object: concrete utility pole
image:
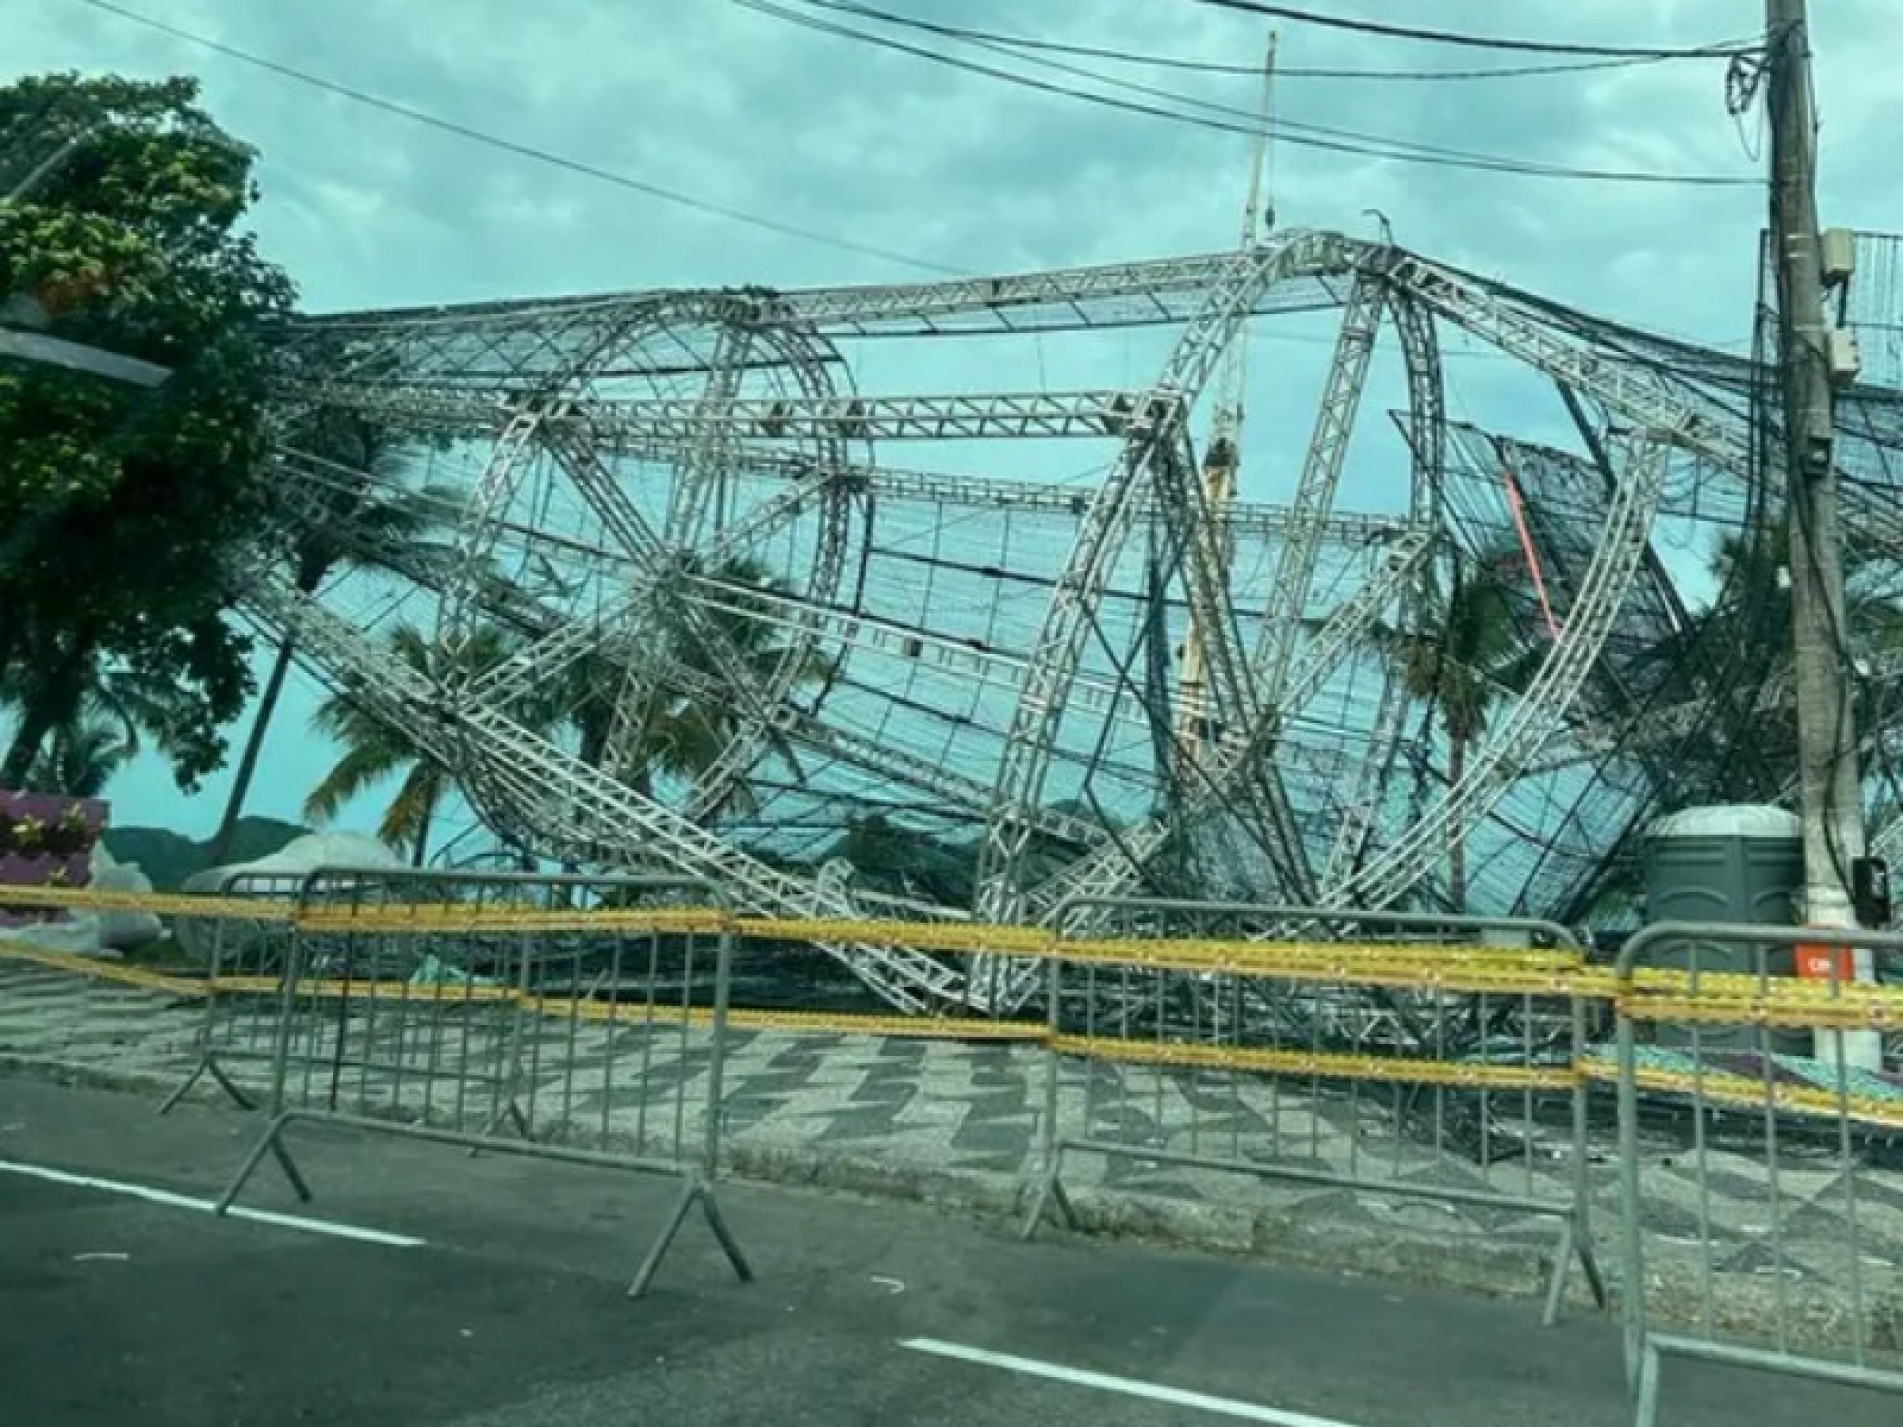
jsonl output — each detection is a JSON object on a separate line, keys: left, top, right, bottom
{"left": 1764, "top": 0, "right": 1880, "bottom": 1066}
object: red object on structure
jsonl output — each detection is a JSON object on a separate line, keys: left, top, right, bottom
{"left": 1500, "top": 462, "right": 1560, "bottom": 640}
{"left": 1794, "top": 935, "right": 1856, "bottom": 982}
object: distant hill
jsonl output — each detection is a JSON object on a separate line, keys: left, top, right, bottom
{"left": 102, "top": 816, "right": 311, "bottom": 891}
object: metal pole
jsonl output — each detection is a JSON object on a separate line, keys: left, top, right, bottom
{"left": 1764, "top": 0, "right": 1879, "bottom": 1068}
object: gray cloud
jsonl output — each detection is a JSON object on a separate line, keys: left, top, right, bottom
{"left": 6, "top": 0, "right": 1896, "bottom": 834}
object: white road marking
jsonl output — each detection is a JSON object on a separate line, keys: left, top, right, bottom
{"left": 0, "top": 1158, "right": 423, "bottom": 1248}
{"left": 900, "top": 1338, "right": 1368, "bottom": 1427}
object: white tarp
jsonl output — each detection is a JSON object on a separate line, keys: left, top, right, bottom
{"left": 174, "top": 831, "right": 409, "bottom": 962}
{"left": 0, "top": 839, "right": 160, "bottom": 958}
{"left": 183, "top": 830, "right": 407, "bottom": 896}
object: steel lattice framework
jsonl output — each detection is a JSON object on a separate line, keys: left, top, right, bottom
{"left": 248, "top": 229, "right": 1903, "bottom": 1015}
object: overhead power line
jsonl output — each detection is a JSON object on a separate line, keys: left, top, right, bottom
{"left": 67, "top": 0, "right": 966, "bottom": 276}
{"left": 790, "top": 0, "right": 1689, "bottom": 80}
{"left": 1178, "top": 0, "right": 1760, "bottom": 60}
{"left": 741, "top": 0, "right": 1759, "bottom": 188}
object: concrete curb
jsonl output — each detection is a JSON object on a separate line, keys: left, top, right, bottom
{"left": 721, "top": 1137, "right": 1576, "bottom": 1307}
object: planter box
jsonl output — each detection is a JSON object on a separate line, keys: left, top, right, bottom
{"left": 0, "top": 791, "right": 108, "bottom": 927}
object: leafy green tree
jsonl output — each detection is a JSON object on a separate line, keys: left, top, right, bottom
{"left": 305, "top": 560, "right": 831, "bottom": 864}
{"left": 0, "top": 73, "right": 294, "bottom": 790}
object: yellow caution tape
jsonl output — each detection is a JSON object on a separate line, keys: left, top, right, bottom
{"left": 6, "top": 885, "right": 1900, "bottom": 1029}
{"left": 1618, "top": 992, "right": 1903, "bottom": 1032}
{"left": 550, "top": 1001, "right": 1045, "bottom": 1041}
{"left": 0, "top": 941, "right": 209, "bottom": 998}
{"left": 1605, "top": 1060, "right": 1903, "bottom": 1132}
{"left": 1050, "top": 1033, "right": 1579, "bottom": 1092}
{"left": 293, "top": 906, "right": 730, "bottom": 936}
{"left": 0, "top": 885, "right": 291, "bottom": 921}
{"left": 732, "top": 916, "right": 1057, "bottom": 955}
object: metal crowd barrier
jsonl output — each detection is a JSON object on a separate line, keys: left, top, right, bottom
{"left": 1021, "top": 897, "right": 1607, "bottom": 1326}
{"left": 1616, "top": 921, "right": 1903, "bottom": 1425}
{"left": 214, "top": 866, "right": 752, "bottom": 1298}
{"left": 160, "top": 870, "right": 307, "bottom": 1114}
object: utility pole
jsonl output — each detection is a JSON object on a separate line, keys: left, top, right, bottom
{"left": 1764, "top": 0, "right": 1880, "bottom": 1066}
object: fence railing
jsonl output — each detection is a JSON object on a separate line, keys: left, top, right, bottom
{"left": 212, "top": 866, "right": 752, "bottom": 1299}
{"left": 16, "top": 876, "right": 1903, "bottom": 1375}
{"left": 1021, "top": 898, "right": 1607, "bottom": 1326}
{"left": 1615, "top": 920, "right": 1903, "bottom": 1426}
{"left": 160, "top": 870, "right": 306, "bottom": 1114}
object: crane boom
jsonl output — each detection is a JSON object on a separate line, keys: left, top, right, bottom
{"left": 1172, "top": 31, "right": 1278, "bottom": 772}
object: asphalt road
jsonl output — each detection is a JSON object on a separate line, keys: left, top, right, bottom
{"left": 0, "top": 1075, "right": 1892, "bottom": 1427}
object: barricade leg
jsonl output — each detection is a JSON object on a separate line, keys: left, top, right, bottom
{"left": 220, "top": 1108, "right": 751, "bottom": 1297}
{"left": 1540, "top": 1214, "right": 1610, "bottom": 1328}
{"left": 1030, "top": 900, "right": 1605, "bottom": 1324}
{"left": 630, "top": 1173, "right": 754, "bottom": 1299}
{"left": 158, "top": 1052, "right": 256, "bottom": 1115}
{"left": 1018, "top": 1151, "right": 1081, "bottom": 1241}
{"left": 1021, "top": 959, "right": 1082, "bottom": 1240}
{"left": 158, "top": 878, "right": 311, "bottom": 1116}
{"left": 202, "top": 870, "right": 754, "bottom": 1302}
{"left": 215, "top": 1111, "right": 314, "bottom": 1210}
{"left": 1634, "top": 1339, "right": 1664, "bottom": 1427}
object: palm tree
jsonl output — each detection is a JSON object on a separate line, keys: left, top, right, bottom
{"left": 24, "top": 708, "right": 136, "bottom": 798}
{"left": 1633, "top": 526, "right": 1903, "bottom": 807}
{"left": 1383, "top": 543, "right": 1543, "bottom": 911}
{"left": 303, "top": 623, "right": 515, "bottom": 867}
{"left": 559, "top": 557, "right": 832, "bottom": 820}
{"left": 206, "top": 412, "right": 460, "bottom": 866}
{"left": 304, "top": 560, "right": 829, "bottom": 867}
{"left": 2, "top": 654, "right": 202, "bottom": 797}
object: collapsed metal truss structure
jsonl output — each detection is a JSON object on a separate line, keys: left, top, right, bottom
{"left": 247, "top": 229, "right": 1903, "bottom": 1016}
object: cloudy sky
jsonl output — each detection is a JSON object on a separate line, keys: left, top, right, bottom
{"left": 7, "top": 0, "right": 1899, "bottom": 848}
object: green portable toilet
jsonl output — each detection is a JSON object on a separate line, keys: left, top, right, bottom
{"left": 1641, "top": 804, "right": 1807, "bottom": 1052}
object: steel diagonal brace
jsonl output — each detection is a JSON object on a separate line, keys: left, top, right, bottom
{"left": 539, "top": 424, "right": 734, "bottom": 788}
{"left": 1150, "top": 424, "right": 1314, "bottom": 903}
{"left": 439, "top": 405, "right": 548, "bottom": 668}
{"left": 1321, "top": 671, "right": 1407, "bottom": 887}
{"left": 541, "top": 421, "right": 668, "bottom": 564}
{"left": 1255, "top": 273, "right": 1384, "bottom": 702}
{"left": 973, "top": 394, "right": 1183, "bottom": 927}
{"left": 650, "top": 617, "right": 1073, "bottom": 840}
{"left": 1332, "top": 433, "right": 1669, "bottom": 909}
{"left": 988, "top": 535, "right": 1431, "bottom": 1008}
{"left": 664, "top": 321, "right": 753, "bottom": 546}
{"left": 565, "top": 435, "right": 1415, "bottom": 546}
{"left": 666, "top": 666, "right": 1114, "bottom": 848}
{"left": 971, "top": 241, "right": 1333, "bottom": 1008}
{"left": 977, "top": 245, "right": 1304, "bottom": 917}
{"left": 308, "top": 386, "right": 1162, "bottom": 444}
{"left": 694, "top": 460, "right": 857, "bottom": 571}
{"left": 1381, "top": 254, "right": 1749, "bottom": 478}
{"left": 539, "top": 421, "right": 809, "bottom": 790}
{"left": 680, "top": 572, "right": 1128, "bottom": 730}
{"left": 237, "top": 571, "right": 975, "bottom": 1015}
{"left": 1021, "top": 529, "right": 1433, "bottom": 924}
